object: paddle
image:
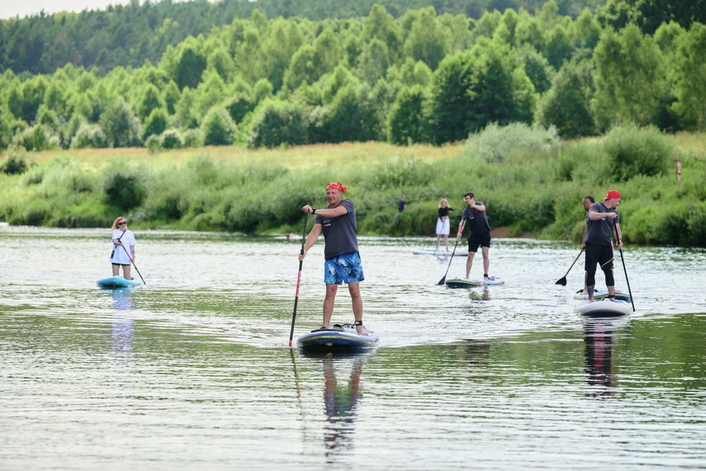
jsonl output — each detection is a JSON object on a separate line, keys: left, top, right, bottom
{"left": 613, "top": 225, "right": 635, "bottom": 312}
{"left": 437, "top": 237, "right": 460, "bottom": 285}
{"left": 119, "top": 244, "right": 146, "bottom": 285}
{"left": 555, "top": 251, "right": 583, "bottom": 286}
{"left": 288, "top": 213, "right": 309, "bottom": 348}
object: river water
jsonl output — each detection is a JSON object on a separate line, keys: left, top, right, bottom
{"left": 1, "top": 226, "right": 705, "bottom": 470}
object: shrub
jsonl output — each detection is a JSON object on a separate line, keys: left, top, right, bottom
{"left": 71, "top": 123, "right": 108, "bottom": 149}
{"left": 1, "top": 151, "right": 30, "bottom": 175}
{"left": 465, "top": 122, "right": 561, "bottom": 163}
{"left": 102, "top": 165, "right": 146, "bottom": 211}
{"left": 12, "top": 125, "right": 60, "bottom": 152}
{"left": 183, "top": 128, "right": 204, "bottom": 148}
{"left": 145, "top": 135, "right": 161, "bottom": 154}
{"left": 160, "top": 129, "right": 184, "bottom": 149}
{"left": 201, "top": 107, "right": 236, "bottom": 146}
{"left": 603, "top": 125, "right": 671, "bottom": 182}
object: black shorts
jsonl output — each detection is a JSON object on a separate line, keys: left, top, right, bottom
{"left": 468, "top": 232, "right": 491, "bottom": 252}
{"left": 112, "top": 263, "right": 130, "bottom": 267}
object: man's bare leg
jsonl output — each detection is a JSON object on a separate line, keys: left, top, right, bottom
{"left": 482, "top": 246, "right": 490, "bottom": 279}
{"left": 465, "top": 252, "right": 475, "bottom": 279}
{"left": 323, "top": 284, "right": 338, "bottom": 327}
{"left": 348, "top": 281, "right": 366, "bottom": 335}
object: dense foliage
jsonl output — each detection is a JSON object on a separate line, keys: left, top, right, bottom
{"left": 1, "top": 1, "right": 706, "bottom": 152}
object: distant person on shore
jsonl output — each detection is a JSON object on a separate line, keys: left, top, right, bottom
{"left": 579, "top": 195, "right": 595, "bottom": 296}
{"left": 585, "top": 190, "right": 623, "bottom": 303}
{"left": 457, "top": 192, "right": 492, "bottom": 281}
{"left": 110, "top": 216, "right": 136, "bottom": 280}
{"left": 300, "top": 182, "right": 368, "bottom": 335}
{"left": 435, "top": 198, "right": 454, "bottom": 252}
{"left": 398, "top": 195, "right": 407, "bottom": 212}
{"left": 676, "top": 158, "right": 682, "bottom": 183}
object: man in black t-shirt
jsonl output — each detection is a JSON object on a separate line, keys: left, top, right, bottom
{"left": 456, "top": 192, "right": 492, "bottom": 280}
{"left": 300, "top": 182, "right": 367, "bottom": 335}
{"left": 584, "top": 190, "right": 623, "bottom": 303}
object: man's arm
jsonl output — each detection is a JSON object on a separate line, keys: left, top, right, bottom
{"left": 471, "top": 202, "right": 485, "bottom": 212}
{"left": 302, "top": 204, "right": 348, "bottom": 218}
{"left": 588, "top": 210, "right": 617, "bottom": 220}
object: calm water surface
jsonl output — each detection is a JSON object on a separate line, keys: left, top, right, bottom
{"left": 1, "top": 226, "right": 705, "bottom": 470}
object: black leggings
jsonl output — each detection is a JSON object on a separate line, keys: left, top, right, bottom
{"left": 585, "top": 243, "right": 614, "bottom": 287}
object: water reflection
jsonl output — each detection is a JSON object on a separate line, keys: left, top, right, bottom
{"left": 469, "top": 287, "right": 490, "bottom": 301}
{"left": 323, "top": 355, "right": 364, "bottom": 461}
{"left": 583, "top": 318, "right": 628, "bottom": 398}
{"left": 111, "top": 289, "right": 135, "bottom": 358}
{"left": 465, "top": 339, "right": 491, "bottom": 366}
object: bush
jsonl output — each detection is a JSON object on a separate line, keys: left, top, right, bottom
{"left": 465, "top": 122, "right": 561, "bottom": 163}
{"left": 102, "top": 165, "right": 146, "bottom": 211}
{"left": 247, "top": 100, "right": 310, "bottom": 148}
{"left": 1, "top": 151, "right": 30, "bottom": 175}
{"left": 201, "top": 107, "right": 236, "bottom": 146}
{"left": 145, "top": 134, "right": 161, "bottom": 153}
{"left": 603, "top": 125, "right": 671, "bottom": 182}
{"left": 183, "top": 128, "right": 204, "bottom": 148}
{"left": 160, "top": 129, "right": 184, "bottom": 149}
{"left": 12, "top": 125, "right": 60, "bottom": 152}
{"left": 71, "top": 123, "right": 108, "bottom": 149}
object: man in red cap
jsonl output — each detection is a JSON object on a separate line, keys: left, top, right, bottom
{"left": 299, "top": 182, "right": 367, "bottom": 335}
{"left": 584, "top": 190, "right": 623, "bottom": 302}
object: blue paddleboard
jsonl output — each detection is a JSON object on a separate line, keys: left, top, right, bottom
{"left": 97, "top": 276, "right": 141, "bottom": 289}
{"left": 297, "top": 324, "right": 379, "bottom": 353}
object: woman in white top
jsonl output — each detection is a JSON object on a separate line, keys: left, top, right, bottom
{"left": 110, "top": 216, "right": 136, "bottom": 280}
{"left": 435, "top": 198, "right": 454, "bottom": 252}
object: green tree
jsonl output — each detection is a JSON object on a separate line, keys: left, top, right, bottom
{"left": 252, "top": 78, "right": 274, "bottom": 106}
{"left": 671, "top": 23, "right": 706, "bottom": 130}
{"left": 322, "top": 65, "right": 359, "bottom": 105}
{"left": 21, "top": 77, "right": 48, "bottom": 124}
{"left": 386, "top": 85, "right": 430, "bottom": 145}
{"left": 247, "top": 99, "right": 310, "bottom": 148}
{"left": 403, "top": 7, "right": 448, "bottom": 71}
{"left": 162, "top": 80, "right": 181, "bottom": 115}
{"left": 207, "top": 47, "right": 236, "bottom": 81}
{"left": 517, "top": 44, "right": 555, "bottom": 94}
{"left": 429, "top": 50, "right": 475, "bottom": 144}
{"left": 137, "top": 83, "right": 166, "bottom": 121}
{"left": 314, "top": 84, "right": 381, "bottom": 143}
{"left": 201, "top": 106, "right": 236, "bottom": 146}
{"left": 544, "top": 24, "right": 574, "bottom": 69}
{"left": 283, "top": 46, "right": 318, "bottom": 91}
{"left": 175, "top": 46, "right": 207, "bottom": 91}
{"left": 537, "top": 61, "right": 596, "bottom": 138}
{"left": 224, "top": 93, "right": 254, "bottom": 124}
{"left": 141, "top": 107, "right": 169, "bottom": 140}
{"left": 592, "top": 24, "right": 664, "bottom": 129}
{"left": 99, "top": 98, "right": 142, "bottom": 148}
{"left": 357, "top": 39, "right": 391, "bottom": 86}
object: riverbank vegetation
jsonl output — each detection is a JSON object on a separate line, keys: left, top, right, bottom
{"left": 1, "top": 125, "right": 704, "bottom": 246}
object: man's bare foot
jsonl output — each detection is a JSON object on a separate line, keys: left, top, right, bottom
{"left": 356, "top": 326, "right": 369, "bottom": 336}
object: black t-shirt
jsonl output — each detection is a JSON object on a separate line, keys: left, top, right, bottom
{"left": 438, "top": 207, "right": 454, "bottom": 218}
{"left": 461, "top": 203, "right": 491, "bottom": 236}
{"left": 398, "top": 200, "right": 406, "bottom": 212}
{"left": 585, "top": 202, "right": 619, "bottom": 246}
{"left": 315, "top": 199, "right": 359, "bottom": 259}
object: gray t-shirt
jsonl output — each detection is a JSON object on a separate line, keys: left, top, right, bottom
{"left": 461, "top": 203, "right": 491, "bottom": 236}
{"left": 315, "top": 199, "right": 359, "bottom": 259}
{"left": 585, "top": 202, "right": 619, "bottom": 246}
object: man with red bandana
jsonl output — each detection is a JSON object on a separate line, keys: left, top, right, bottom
{"left": 584, "top": 190, "right": 623, "bottom": 303}
{"left": 299, "top": 182, "right": 367, "bottom": 335}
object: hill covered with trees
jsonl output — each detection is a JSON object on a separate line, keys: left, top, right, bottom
{"left": 1, "top": 0, "right": 705, "bottom": 154}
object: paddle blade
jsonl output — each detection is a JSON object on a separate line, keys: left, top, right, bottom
{"left": 437, "top": 276, "right": 447, "bottom": 286}
{"left": 555, "top": 277, "right": 567, "bottom": 286}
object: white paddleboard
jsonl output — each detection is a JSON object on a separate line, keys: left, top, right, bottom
{"left": 574, "top": 299, "right": 632, "bottom": 317}
{"left": 445, "top": 276, "right": 504, "bottom": 288}
{"left": 413, "top": 248, "right": 469, "bottom": 256}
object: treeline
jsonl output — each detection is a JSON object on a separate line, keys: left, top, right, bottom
{"left": 1, "top": 1, "right": 706, "bottom": 153}
{"left": 1, "top": 0, "right": 606, "bottom": 74}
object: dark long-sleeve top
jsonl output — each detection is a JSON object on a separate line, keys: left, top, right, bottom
{"left": 438, "top": 207, "right": 454, "bottom": 218}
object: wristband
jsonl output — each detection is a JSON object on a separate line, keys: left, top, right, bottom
{"left": 312, "top": 208, "right": 316, "bottom": 214}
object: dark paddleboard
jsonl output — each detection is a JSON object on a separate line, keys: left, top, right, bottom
{"left": 445, "top": 276, "right": 504, "bottom": 288}
{"left": 297, "top": 324, "right": 379, "bottom": 353}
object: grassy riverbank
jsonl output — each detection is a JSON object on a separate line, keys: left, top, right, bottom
{"left": 1, "top": 126, "right": 705, "bottom": 246}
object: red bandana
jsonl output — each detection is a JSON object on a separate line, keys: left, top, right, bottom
{"left": 326, "top": 182, "right": 347, "bottom": 193}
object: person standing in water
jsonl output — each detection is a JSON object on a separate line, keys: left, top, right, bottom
{"left": 300, "top": 182, "right": 367, "bottom": 335}
{"left": 110, "top": 216, "right": 136, "bottom": 280}
{"left": 584, "top": 190, "right": 623, "bottom": 303}
{"left": 579, "top": 195, "right": 595, "bottom": 296}
{"left": 676, "top": 158, "right": 682, "bottom": 183}
{"left": 457, "top": 192, "right": 492, "bottom": 281}
{"left": 435, "top": 198, "right": 454, "bottom": 252}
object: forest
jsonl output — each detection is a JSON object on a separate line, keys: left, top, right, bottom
{"left": 0, "top": 0, "right": 705, "bottom": 154}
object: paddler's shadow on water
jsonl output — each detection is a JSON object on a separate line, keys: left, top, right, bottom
{"left": 583, "top": 317, "right": 628, "bottom": 399}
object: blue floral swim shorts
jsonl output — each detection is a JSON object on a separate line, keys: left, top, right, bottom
{"left": 324, "top": 252, "right": 365, "bottom": 285}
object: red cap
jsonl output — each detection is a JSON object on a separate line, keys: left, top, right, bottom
{"left": 604, "top": 190, "right": 621, "bottom": 200}
{"left": 326, "top": 182, "right": 347, "bottom": 193}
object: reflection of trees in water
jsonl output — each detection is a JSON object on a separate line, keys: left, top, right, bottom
{"left": 322, "top": 355, "right": 364, "bottom": 461}
{"left": 111, "top": 289, "right": 135, "bottom": 357}
{"left": 583, "top": 320, "right": 618, "bottom": 398}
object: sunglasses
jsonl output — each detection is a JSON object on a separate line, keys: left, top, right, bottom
{"left": 118, "top": 222, "right": 126, "bottom": 226}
